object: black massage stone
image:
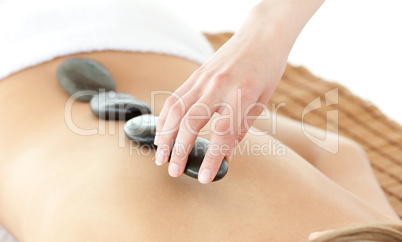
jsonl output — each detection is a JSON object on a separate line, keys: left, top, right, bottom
{"left": 180, "top": 137, "right": 228, "bottom": 182}
{"left": 124, "top": 114, "right": 158, "bottom": 148}
{"left": 90, "top": 91, "right": 151, "bottom": 121}
{"left": 57, "top": 58, "right": 116, "bottom": 102}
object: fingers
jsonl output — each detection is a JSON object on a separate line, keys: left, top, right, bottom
{"left": 223, "top": 101, "right": 266, "bottom": 162}
{"left": 197, "top": 109, "right": 234, "bottom": 184}
{"left": 154, "top": 91, "right": 198, "bottom": 166}
{"left": 168, "top": 98, "right": 216, "bottom": 177}
{"left": 155, "top": 83, "right": 194, "bottom": 143}
{"left": 154, "top": 65, "right": 271, "bottom": 184}
{"left": 196, "top": 98, "right": 239, "bottom": 184}
{"left": 234, "top": 100, "right": 267, "bottom": 145}
{"left": 197, "top": 98, "right": 265, "bottom": 184}
{"left": 155, "top": 69, "right": 203, "bottom": 139}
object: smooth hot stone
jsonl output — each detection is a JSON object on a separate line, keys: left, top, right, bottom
{"left": 177, "top": 137, "right": 228, "bottom": 182}
{"left": 57, "top": 58, "right": 116, "bottom": 102}
{"left": 124, "top": 114, "right": 158, "bottom": 148}
{"left": 90, "top": 91, "right": 151, "bottom": 121}
{"left": 124, "top": 115, "right": 228, "bottom": 181}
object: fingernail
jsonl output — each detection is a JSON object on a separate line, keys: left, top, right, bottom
{"left": 154, "top": 132, "right": 159, "bottom": 145}
{"left": 156, "top": 150, "right": 165, "bottom": 166}
{"left": 169, "top": 163, "right": 181, "bottom": 177}
{"left": 155, "top": 154, "right": 163, "bottom": 166}
{"left": 198, "top": 169, "right": 211, "bottom": 184}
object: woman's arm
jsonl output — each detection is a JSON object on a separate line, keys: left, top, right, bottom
{"left": 251, "top": 0, "right": 326, "bottom": 53}
{"left": 155, "top": 0, "right": 325, "bottom": 184}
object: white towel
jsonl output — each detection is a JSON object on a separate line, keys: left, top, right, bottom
{"left": 0, "top": 226, "right": 17, "bottom": 242}
{"left": 0, "top": 0, "right": 214, "bottom": 241}
{"left": 0, "top": 0, "right": 214, "bottom": 80}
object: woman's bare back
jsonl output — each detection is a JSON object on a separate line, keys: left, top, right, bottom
{"left": 0, "top": 51, "right": 399, "bottom": 241}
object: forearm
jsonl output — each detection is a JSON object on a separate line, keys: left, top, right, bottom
{"left": 233, "top": 0, "right": 325, "bottom": 60}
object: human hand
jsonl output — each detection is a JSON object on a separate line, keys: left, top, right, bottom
{"left": 154, "top": 29, "right": 288, "bottom": 183}
{"left": 154, "top": 0, "right": 324, "bottom": 184}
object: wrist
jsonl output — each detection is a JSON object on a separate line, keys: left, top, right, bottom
{"left": 231, "top": 7, "right": 294, "bottom": 65}
{"left": 235, "top": 0, "right": 324, "bottom": 57}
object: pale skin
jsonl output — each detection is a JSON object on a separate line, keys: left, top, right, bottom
{"left": 0, "top": 51, "right": 400, "bottom": 241}
{"left": 155, "top": 0, "right": 327, "bottom": 184}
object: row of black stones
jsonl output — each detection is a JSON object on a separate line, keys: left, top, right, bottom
{"left": 57, "top": 58, "right": 228, "bottom": 182}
